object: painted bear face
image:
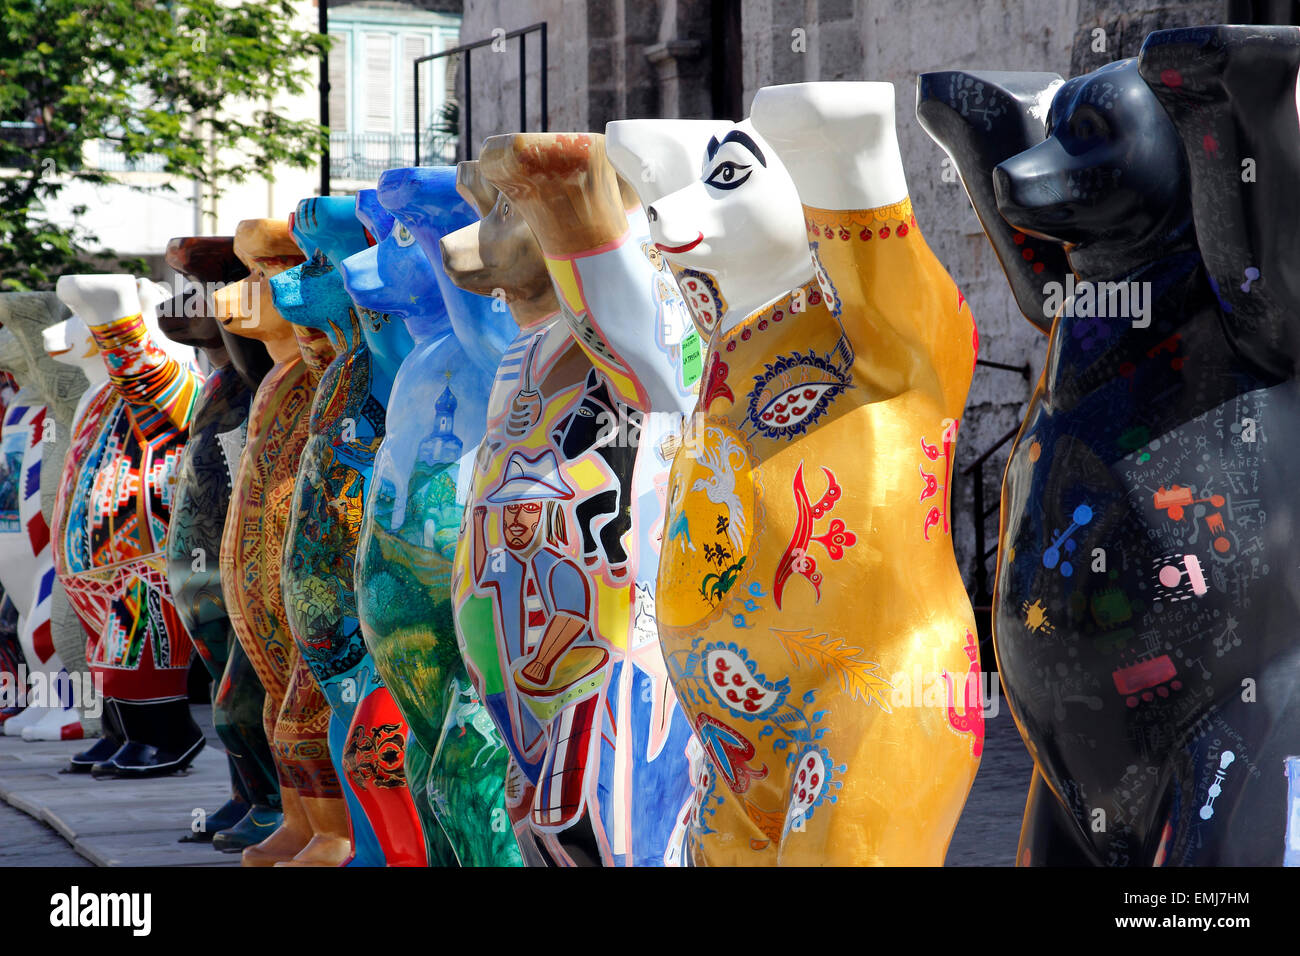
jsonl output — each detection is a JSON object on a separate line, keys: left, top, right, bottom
{"left": 376, "top": 164, "right": 517, "bottom": 368}
{"left": 160, "top": 236, "right": 247, "bottom": 350}
{"left": 265, "top": 254, "right": 354, "bottom": 346}
{"left": 217, "top": 220, "right": 304, "bottom": 345}
{"left": 993, "top": 59, "right": 1191, "bottom": 249}
{"left": 378, "top": 165, "right": 474, "bottom": 251}
{"left": 338, "top": 222, "right": 421, "bottom": 374}
{"left": 163, "top": 236, "right": 272, "bottom": 387}
{"left": 266, "top": 203, "right": 364, "bottom": 347}
{"left": 440, "top": 167, "right": 552, "bottom": 315}
{"left": 605, "top": 120, "right": 721, "bottom": 211}
{"left": 353, "top": 188, "right": 395, "bottom": 248}
{"left": 336, "top": 187, "right": 415, "bottom": 372}
{"left": 643, "top": 121, "right": 810, "bottom": 320}
{"left": 342, "top": 218, "right": 438, "bottom": 322}
{"left": 290, "top": 195, "right": 371, "bottom": 268}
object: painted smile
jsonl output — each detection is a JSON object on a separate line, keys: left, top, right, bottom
{"left": 656, "top": 232, "right": 704, "bottom": 254}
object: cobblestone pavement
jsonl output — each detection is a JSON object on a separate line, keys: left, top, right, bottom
{"left": 1, "top": 700, "right": 1035, "bottom": 867}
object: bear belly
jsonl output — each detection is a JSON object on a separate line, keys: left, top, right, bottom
{"left": 657, "top": 307, "right": 980, "bottom": 866}
{"left": 996, "top": 378, "right": 1300, "bottom": 864}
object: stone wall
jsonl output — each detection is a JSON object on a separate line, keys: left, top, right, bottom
{"left": 456, "top": 0, "right": 572, "bottom": 155}
{"left": 457, "top": 0, "right": 731, "bottom": 155}
{"left": 456, "top": 0, "right": 1234, "bottom": 601}
{"left": 773, "top": 1, "right": 1079, "bottom": 604}
{"left": 1070, "top": 0, "right": 1226, "bottom": 74}
{"left": 857, "top": 0, "right": 1082, "bottom": 602}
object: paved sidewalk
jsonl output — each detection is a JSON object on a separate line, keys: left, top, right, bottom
{"left": 0, "top": 705, "right": 242, "bottom": 867}
{"left": 946, "top": 706, "right": 1034, "bottom": 865}
{"left": 0, "top": 701, "right": 1034, "bottom": 867}
{"left": 0, "top": 801, "right": 90, "bottom": 866}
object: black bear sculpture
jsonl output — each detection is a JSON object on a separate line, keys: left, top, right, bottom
{"left": 918, "top": 24, "right": 1300, "bottom": 866}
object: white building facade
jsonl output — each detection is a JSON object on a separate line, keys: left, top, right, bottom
{"left": 30, "top": 0, "right": 463, "bottom": 262}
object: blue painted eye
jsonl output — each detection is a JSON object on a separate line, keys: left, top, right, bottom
{"left": 704, "top": 161, "right": 752, "bottom": 190}
{"left": 395, "top": 222, "right": 416, "bottom": 247}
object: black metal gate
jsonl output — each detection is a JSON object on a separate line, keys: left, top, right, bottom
{"left": 413, "top": 22, "right": 549, "bottom": 165}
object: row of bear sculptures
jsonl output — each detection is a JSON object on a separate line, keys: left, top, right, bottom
{"left": 1, "top": 23, "right": 1297, "bottom": 866}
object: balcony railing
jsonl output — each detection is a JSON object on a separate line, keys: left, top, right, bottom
{"left": 957, "top": 357, "right": 1033, "bottom": 670}
{"left": 1, "top": 129, "right": 153, "bottom": 173}
{"left": 414, "top": 23, "right": 547, "bottom": 163}
{"left": 329, "top": 130, "right": 457, "bottom": 181}
{"left": 0, "top": 121, "right": 47, "bottom": 168}
{"left": 92, "top": 140, "right": 166, "bottom": 173}
{"left": 0, "top": 121, "right": 44, "bottom": 147}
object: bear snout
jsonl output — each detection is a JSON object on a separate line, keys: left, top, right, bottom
{"left": 993, "top": 139, "right": 1078, "bottom": 239}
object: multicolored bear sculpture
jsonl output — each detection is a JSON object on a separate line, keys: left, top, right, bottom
{"left": 277, "top": 196, "right": 424, "bottom": 866}
{"left": 160, "top": 236, "right": 282, "bottom": 849}
{"left": 459, "top": 132, "right": 699, "bottom": 865}
{"left": 214, "top": 218, "right": 351, "bottom": 867}
{"left": 645, "top": 84, "right": 982, "bottom": 864}
{"left": 351, "top": 165, "right": 523, "bottom": 867}
{"left": 919, "top": 24, "right": 1300, "bottom": 866}
{"left": 0, "top": 292, "right": 88, "bottom": 742}
{"left": 53, "top": 275, "right": 205, "bottom": 777}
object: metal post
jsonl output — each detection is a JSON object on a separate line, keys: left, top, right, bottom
{"left": 409, "top": 25, "right": 548, "bottom": 162}
{"left": 464, "top": 51, "right": 472, "bottom": 162}
{"left": 971, "top": 460, "right": 987, "bottom": 605}
{"left": 519, "top": 31, "right": 527, "bottom": 132}
{"left": 414, "top": 57, "right": 421, "bottom": 166}
{"left": 961, "top": 422, "right": 1020, "bottom": 613}
{"left": 540, "top": 22, "right": 548, "bottom": 131}
{"left": 319, "top": 0, "right": 330, "bottom": 197}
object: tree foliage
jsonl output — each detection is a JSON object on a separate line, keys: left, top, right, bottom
{"left": 0, "top": 0, "right": 330, "bottom": 290}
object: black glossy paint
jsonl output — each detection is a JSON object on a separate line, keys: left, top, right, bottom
{"left": 920, "top": 25, "right": 1300, "bottom": 865}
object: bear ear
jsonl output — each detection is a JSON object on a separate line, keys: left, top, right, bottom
{"left": 917, "top": 70, "right": 1072, "bottom": 333}
{"left": 456, "top": 161, "right": 499, "bottom": 219}
{"left": 1139, "top": 25, "right": 1300, "bottom": 376}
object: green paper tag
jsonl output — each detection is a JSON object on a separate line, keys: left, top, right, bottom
{"left": 680, "top": 329, "right": 703, "bottom": 388}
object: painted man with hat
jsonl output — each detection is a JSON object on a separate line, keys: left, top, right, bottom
{"left": 469, "top": 449, "right": 609, "bottom": 836}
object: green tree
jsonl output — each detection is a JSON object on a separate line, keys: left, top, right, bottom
{"left": 0, "top": 0, "right": 330, "bottom": 290}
